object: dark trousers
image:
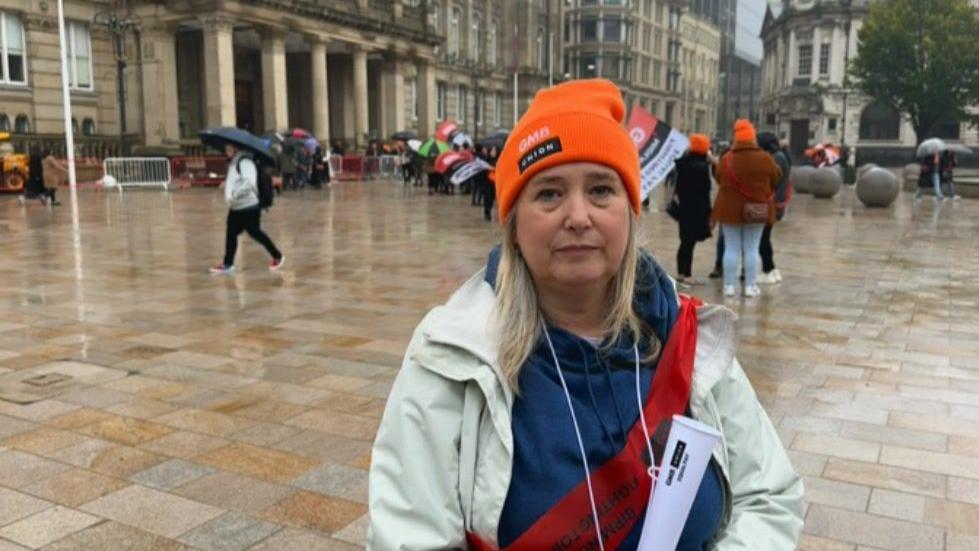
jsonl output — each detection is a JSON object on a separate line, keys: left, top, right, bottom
{"left": 713, "top": 233, "right": 724, "bottom": 272}
{"left": 677, "top": 238, "right": 697, "bottom": 277}
{"left": 482, "top": 180, "right": 495, "bottom": 220}
{"left": 223, "top": 208, "right": 281, "bottom": 267}
{"left": 760, "top": 224, "right": 776, "bottom": 273}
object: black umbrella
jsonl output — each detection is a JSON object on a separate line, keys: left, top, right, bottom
{"left": 390, "top": 130, "right": 417, "bottom": 141}
{"left": 199, "top": 127, "right": 275, "bottom": 163}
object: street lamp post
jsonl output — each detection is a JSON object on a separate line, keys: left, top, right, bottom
{"left": 840, "top": 0, "right": 853, "bottom": 181}
{"left": 94, "top": 0, "right": 139, "bottom": 154}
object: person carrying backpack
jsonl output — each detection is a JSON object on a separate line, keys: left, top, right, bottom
{"left": 210, "top": 144, "right": 284, "bottom": 274}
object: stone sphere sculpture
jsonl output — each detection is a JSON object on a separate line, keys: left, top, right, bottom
{"left": 856, "top": 167, "right": 900, "bottom": 208}
{"left": 902, "top": 163, "right": 921, "bottom": 192}
{"left": 857, "top": 163, "right": 878, "bottom": 180}
{"left": 810, "top": 167, "right": 842, "bottom": 198}
{"left": 791, "top": 166, "right": 816, "bottom": 194}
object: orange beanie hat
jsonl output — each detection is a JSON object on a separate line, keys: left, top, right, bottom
{"left": 733, "top": 119, "right": 756, "bottom": 144}
{"left": 494, "top": 79, "right": 640, "bottom": 223}
{"left": 689, "top": 134, "right": 710, "bottom": 156}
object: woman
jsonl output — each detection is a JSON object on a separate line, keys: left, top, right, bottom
{"left": 756, "top": 132, "right": 792, "bottom": 284}
{"left": 25, "top": 147, "right": 61, "bottom": 205}
{"left": 209, "top": 144, "right": 284, "bottom": 274}
{"left": 711, "top": 120, "right": 780, "bottom": 298}
{"left": 673, "top": 134, "right": 713, "bottom": 287}
{"left": 369, "top": 80, "right": 803, "bottom": 550}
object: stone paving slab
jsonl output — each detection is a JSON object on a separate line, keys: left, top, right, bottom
{"left": 2, "top": 184, "right": 979, "bottom": 549}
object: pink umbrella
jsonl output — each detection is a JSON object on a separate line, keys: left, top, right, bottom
{"left": 291, "top": 128, "right": 312, "bottom": 139}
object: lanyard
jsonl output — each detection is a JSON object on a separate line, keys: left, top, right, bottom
{"left": 541, "top": 331, "right": 658, "bottom": 551}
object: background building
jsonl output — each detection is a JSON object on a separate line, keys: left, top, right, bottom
{"left": 759, "top": 0, "right": 979, "bottom": 164}
{"left": 688, "top": 0, "right": 764, "bottom": 138}
{"left": 0, "top": 0, "right": 730, "bottom": 154}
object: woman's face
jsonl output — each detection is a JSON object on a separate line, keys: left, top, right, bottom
{"left": 225, "top": 144, "right": 238, "bottom": 159}
{"left": 514, "top": 162, "right": 631, "bottom": 293}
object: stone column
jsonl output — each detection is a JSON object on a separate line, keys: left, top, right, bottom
{"left": 381, "top": 56, "right": 405, "bottom": 137}
{"left": 310, "top": 37, "right": 330, "bottom": 143}
{"left": 416, "top": 59, "right": 437, "bottom": 137}
{"left": 261, "top": 29, "right": 289, "bottom": 132}
{"left": 352, "top": 46, "right": 370, "bottom": 148}
{"left": 201, "top": 15, "right": 237, "bottom": 127}
{"left": 140, "top": 26, "right": 181, "bottom": 146}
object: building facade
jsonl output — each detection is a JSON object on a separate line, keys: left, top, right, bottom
{"left": 0, "top": 0, "right": 729, "bottom": 153}
{"left": 0, "top": 0, "right": 566, "bottom": 153}
{"left": 760, "top": 0, "right": 979, "bottom": 162}
{"left": 561, "top": 0, "right": 719, "bottom": 134}
{"left": 688, "top": 0, "right": 764, "bottom": 138}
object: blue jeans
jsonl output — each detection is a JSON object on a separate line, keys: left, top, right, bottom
{"left": 721, "top": 224, "right": 765, "bottom": 288}
{"left": 916, "top": 171, "right": 944, "bottom": 200}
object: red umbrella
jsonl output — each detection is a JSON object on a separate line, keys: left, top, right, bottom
{"left": 435, "top": 151, "right": 472, "bottom": 174}
{"left": 291, "top": 128, "right": 312, "bottom": 139}
{"left": 436, "top": 120, "right": 460, "bottom": 142}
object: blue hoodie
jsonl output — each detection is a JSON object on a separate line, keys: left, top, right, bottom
{"left": 487, "top": 248, "right": 725, "bottom": 550}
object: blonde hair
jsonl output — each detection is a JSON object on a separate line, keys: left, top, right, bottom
{"left": 494, "top": 211, "right": 662, "bottom": 393}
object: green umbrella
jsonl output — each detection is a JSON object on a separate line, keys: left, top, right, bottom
{"left": 418, "top": 138, "right": 450, "bottom": 158}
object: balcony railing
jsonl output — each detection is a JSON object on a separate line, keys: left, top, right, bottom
{"left": 5, "top": 133, "right": 143, "bottom": 159}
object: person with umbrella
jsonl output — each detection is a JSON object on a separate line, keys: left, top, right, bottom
{"left": 915, "top": 138, "right": 945, "bottom": 202}
{"left": 201, "top": 130, "right": 284, "bottom": 274}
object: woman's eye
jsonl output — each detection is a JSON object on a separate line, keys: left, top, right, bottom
{"left": 591, "top": 185, "right": 614, "bottom": 198}
{"left": 536, "top": 189, "right": 561, "bottom": 201}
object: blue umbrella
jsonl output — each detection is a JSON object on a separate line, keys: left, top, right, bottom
{"left": 199, "top": 127, "right": 275, "bottom": 163}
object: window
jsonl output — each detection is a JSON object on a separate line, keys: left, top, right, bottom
{"left": 431, "top": 2, "right": 441, "bottom": 33}
{"left": 494, "top": 92, "right": 502, "bottom": 126}
{"left": 603, "top": 18, "right": 622, "bottom": 43}
{"left": 475, "top": 91, "right": 482, "bottom": 126}
{"left": 14, "top": 114, "right": 29, "bottom": 134}
{"left": 1, "top": 12, "right": 27, "bottom": 85}
{"left": 656, "top": 2, "right": 663, "bottom": 24}
{"left": 66, "top": 22, "right": 93, "bottom": 90}
{"left": 645, "top": 0, "right": 653, "bottom": 17}
{"left": 580, "top": 54, "right": 597, "bottom": 77}
{"left": 437, "top": 82, "right": 446, "bottom": 120}
{"left": 642, "top": 58, "right": 650, "bottom": 83}
{"left": 858, "top": 100, "right": 900, "bottom": 140}
{"left": 536, "top": 27, "right": 545, "bottom": 72}
{"left": 929, "top": 120, "right": 960, "bottom": 140}
{"left": 448, "top": 6, "right": 461, "bottom": 57}
{"left": 642, "top": 23, "right": 650, "bottom": 51}
{"left": 488, "top": 19, "right": 498, "bottom": 67}
{"left": 653, "top": 60, "right": 662, "bottom": 87}
{"left": 457, "top": 84, "right": 467, "bottom": 122}
{"left": 581, "top": 18, "right": 598, "bottom": 42}
{"left": 0, "top": 114, "right": 8, "bottom": 131}
{"left": 819, "top": 43, "right": 830, "bottom": 75}
{"left": 410, "top": 79, "right": 418, "bottom": 120}
{"left": 654, "top": 29, "right": 663, "bottom": 55}
{"left": 470, "top": 12, "right": 480, "bottom": 61}
{"left": 827, "top": 118, "right": 837, "bottom": 132}
{"left": 797, "top": 44, "right": 812, "bottom": 77}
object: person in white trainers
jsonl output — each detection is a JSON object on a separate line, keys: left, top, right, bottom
{"left": 757, "top": 132, "right": 791, "bottom": 285}
{"left": 710, "top": 120, "right": 781, "bottom": 298}
{"left": 210, "top": 144, "right": 284, "bottom": 274}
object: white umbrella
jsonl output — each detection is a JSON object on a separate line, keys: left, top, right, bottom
{"left": 916, "top": 138, "right": 946, "bottom": 158}
{"left": 407, "top": 139, "right": 422, "bottom": 152}
{"left": 947, "top": 144, "right": 973, "bottom": 155}
{"left": 451, "top": 132, "right": 472, "bottom": 148}
{"left": 449, "top": 158, "right": 491, "bottom": 186}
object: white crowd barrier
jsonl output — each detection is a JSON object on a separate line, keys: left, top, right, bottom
{"left": 102, "top": 157, "right": 172, "bottom": 191}
{"left": 328, "top": 154, "right": 343, "bottom": 177}
{"left": 378, "top": 155, "right": 400, "bottom": 178}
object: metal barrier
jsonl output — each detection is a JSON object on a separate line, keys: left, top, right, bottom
{"left": 328, "top": 154, "right": 343, "bottom": 178}
{"left": 102, "top": 157, "right": 172, "bottom": 191}
{"left": 378, "top": 155, "right": 400, "bottom": 178}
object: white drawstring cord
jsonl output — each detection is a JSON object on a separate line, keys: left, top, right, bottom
{"left": 542, "top": 326, "right": 605, "bottom": 551}
{"left": 634, "top": 344, "right": 659, "bottom": 482}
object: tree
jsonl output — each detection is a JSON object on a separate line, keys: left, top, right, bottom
{"left": 849, "top": 0, "right": 979, "bottom": 144}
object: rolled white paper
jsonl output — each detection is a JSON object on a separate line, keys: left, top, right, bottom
{"left": 637, "top": 415, "right": 722, "bottom": 551}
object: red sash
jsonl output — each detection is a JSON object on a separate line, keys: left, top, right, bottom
{"left": 468, "top": 295, "right": 702, "bottom": 551}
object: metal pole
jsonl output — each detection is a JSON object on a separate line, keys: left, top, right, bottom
{"left": 56, "top": 0, "right": 77, "bottom": 191}
{"left": 841, "top": 6, "right": 852, "bottom": 155}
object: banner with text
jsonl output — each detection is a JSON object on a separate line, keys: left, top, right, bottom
{"left": 626, "top": 106, "right": 690, "bottom": 201}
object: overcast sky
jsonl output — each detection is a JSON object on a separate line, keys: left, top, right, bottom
{"left": 735, "top": 0, "right": 768, "bottom": 64}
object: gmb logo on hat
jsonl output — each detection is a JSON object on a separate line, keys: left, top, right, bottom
{"left": 518, "top": 126, "right": 563, "bottom": 174}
